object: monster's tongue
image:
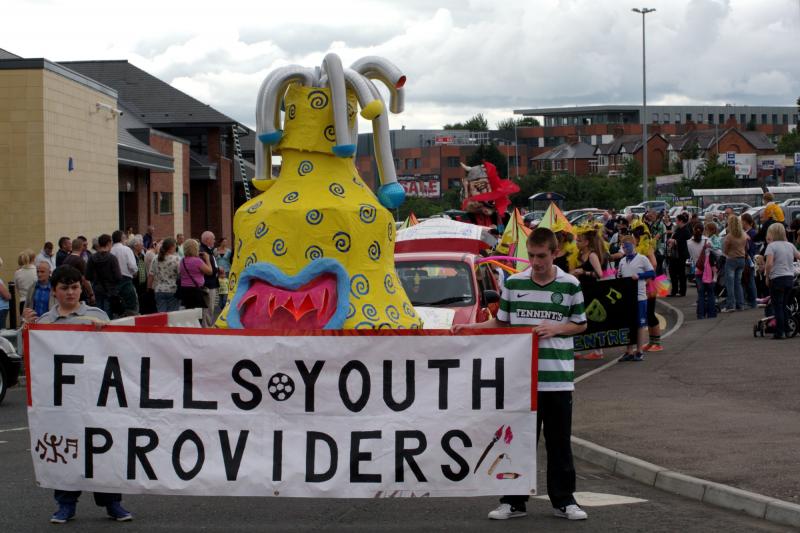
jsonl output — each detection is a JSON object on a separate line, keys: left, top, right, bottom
{"left": 238, "top": 274, "right": 338, "bottom": 329}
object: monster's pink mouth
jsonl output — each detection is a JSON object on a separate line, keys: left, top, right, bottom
{"left": 238, "top": 274, "right": 339, "bottom": 329}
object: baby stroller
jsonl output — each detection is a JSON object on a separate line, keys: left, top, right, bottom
{"left": 753, "top": 274, "right": 800, "bottom": 338}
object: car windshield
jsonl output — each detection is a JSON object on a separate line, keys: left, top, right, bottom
{"left": 395, "top": 260, "right": 476, "bottom": 307}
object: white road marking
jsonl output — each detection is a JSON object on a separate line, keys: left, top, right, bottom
{"left": 0, "top": 440, "right": 7, "bottom": 444}
{"left": 535, "top": 491, "right": 648, "bottom": 507}
{"left": 0, "top": 426, "right": 28, "bottom": 433}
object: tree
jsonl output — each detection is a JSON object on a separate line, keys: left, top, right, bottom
{"left": 467, "top": 142, "right": 508, "bottom": 178}
{"left": 496, "top": 117, "right": 541, "bottom": 130}
{"left": 510, "top": 173, "right": 552, "bottom": 208}
{"left": 777, "top": 130, "right": 800, "bottom": 155}
{"left": 443, "top": 113, "right": 488, "bottom": 131}
{"left": 681, "top": 141, "right": 700, "bottom": 161}
{"left": 746, "top": 117, "right": 757, "bottom": 131}
{"left": 694, "top": 156, "right": 736, "bottom": 189}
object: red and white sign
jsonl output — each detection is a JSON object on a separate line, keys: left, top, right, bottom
{"left": 399, "top": 175, "right": 441, "bottom": 198}
{"left": 434, "top": 135, "right": 454, "bottom": 144}
{"left": 25, "top": 325, "right": 537, "bottom": 498}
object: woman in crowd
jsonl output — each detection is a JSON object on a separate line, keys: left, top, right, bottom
{"left": 764, "top": 224, "right": 800, "bottom": 339}
{"left": 722, "top": 215, "right": 747, "bottom": 312}
{"left": 741, "top": 213, "right": 758, "bottom": 309}
{"left": 0, "top": 257, "right": 11, "bottom": 328}
{"left": 13, "top": 249, "right": 37, "bottom": 318}
{"left": 178, "top": 239, "right": 212, "bottom": 310}
{"left": 686, "top": 223, "right": 707, "bottom": 284}
{"left": 148, "top": 238, "right": 181, "bottom": 313}
{"left": 571, "top": 225, "right": 608, "bottom": 360}
{"left": 215, "top": 237, "right": 233, "bottom": 274}
{"left": 694, "top": 234, "right": 718, "bottom": 319}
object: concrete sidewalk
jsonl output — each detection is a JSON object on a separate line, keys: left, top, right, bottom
{"left": 573, "top": 294, "right": 800, "bottom": 506}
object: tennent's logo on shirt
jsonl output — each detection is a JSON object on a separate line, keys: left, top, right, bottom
{"left": 516, "top": 309, "right": 564, "bottom": 321}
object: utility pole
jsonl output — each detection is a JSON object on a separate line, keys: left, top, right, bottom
{"left": 633, "top": 7, "right": 655, "bottom": 202}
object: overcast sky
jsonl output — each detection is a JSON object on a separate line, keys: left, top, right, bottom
{"left": 5, "top": 0, "right": 800, "bottom": 131}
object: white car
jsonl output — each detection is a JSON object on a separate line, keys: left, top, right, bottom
{"left": 782, "top": 198, "right": 800, "bottom": 207}
{"left": 622, "top": 205, "right": 646, "bottom": 217}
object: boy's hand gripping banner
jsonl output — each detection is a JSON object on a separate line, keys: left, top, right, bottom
{"left": 25, "top": 325, "right": 537, "bottom": 498}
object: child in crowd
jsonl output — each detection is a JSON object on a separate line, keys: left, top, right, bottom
{"left": 694, "top": 239, "right": 718, "bottom": 319}
{"left": 617, "top": 235, "right": 655, "bottom": 361}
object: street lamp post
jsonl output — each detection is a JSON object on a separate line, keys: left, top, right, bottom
{"left": 633, "top": 7, "right": 655, "bottom": 202}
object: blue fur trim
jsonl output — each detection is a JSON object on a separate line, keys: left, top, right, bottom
{"left": 377, "top": 182, "right": 406, "bottom": 209}
{"left": 258, "top": 130, "right": 283, "bottom": 145}
{"left": 226, "top": 258, "right": 351, "bottom": 330}
{"left": 639, "top": 269, "right": 656, "bottom": 280}
{"left": 331, "top": 144, "right": 356, "bottom": 157}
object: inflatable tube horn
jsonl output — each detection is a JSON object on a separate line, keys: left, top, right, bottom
{"left": 350, "top": 56, "right": 406, "bottom": 114}
{"left": 321, "top": 53, "right": 354, "bottom": 158}
{"left": 364, "top": 82, "right": 404, "bottom": 209}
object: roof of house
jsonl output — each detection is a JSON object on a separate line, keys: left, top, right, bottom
{"left": 0, "top": 48, "right": 21, "bottom": 59}
{"left": 667, "top": 128, "right": 776, "bottom": 152}
{"left": 60, "top": 60, "right": 238, "bottom": 127}
{"left": 117, "top": 105, "right": 174, "bottom": 172}
{"left": 595, "top": 133, "right": 665, "bottom": 155}
{"left": 532, "top": 141, "right": 596, "bottom": 160}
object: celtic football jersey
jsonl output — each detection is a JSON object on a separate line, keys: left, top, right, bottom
{"left": 497, "top": 266, "right": 586, "bottom": 391}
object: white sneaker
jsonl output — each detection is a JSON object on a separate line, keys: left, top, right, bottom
{"left": 553, "top": 504, "right": 588, "bottom": 520}
{"left": 487, "top": 503, "right": 527, "bottom": 520}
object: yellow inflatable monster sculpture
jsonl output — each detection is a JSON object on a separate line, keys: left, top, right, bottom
{"left": 216, "top": 54, "right": 423, "bottom": 330}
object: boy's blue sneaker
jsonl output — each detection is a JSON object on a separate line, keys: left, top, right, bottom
{"left": 633, "top": 352, "right": 645, "bottom": 362}
{"left": 106, "top": 502, "right": 133, "bottom": 522}
{"left": 50, "top": 503, "right": 76, "bottom": 524}
{"left": 619, "top": 353, "right": 635, "bottom": 362}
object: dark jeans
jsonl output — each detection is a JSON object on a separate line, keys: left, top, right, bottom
{"left": 500, "top": 391, "right": 577, "bottom": 509}
{"left": 54, "top": 490, "right": 120, "bottom": 507}
{"left": 668, "top": 257, "right": 687, "bottom": 296}
{"left": 770, "top": 276, "right": 794, "bottom": 337}
{"left": 0, "top": 308, "right": 7, "bottom": 329}
{"left": 118, "top": 277, "right": 139, "bottom": 315}
{"left": 697, "top": 282, "right": 717, "bottom": 318}
{"left": 655, "top": 252, "right": 665, "bottom": 276}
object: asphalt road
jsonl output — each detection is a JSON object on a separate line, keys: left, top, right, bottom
{"left": 0, "top": 361, "right": 792, "bottom": 532}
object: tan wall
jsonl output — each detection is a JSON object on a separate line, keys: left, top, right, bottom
{"left": 0, "top": 67, "right": 118, "bottom": 283}
{"left": 42, "top": 69, "right": 118, "bottom": 241}
{"left": 0, "top": 69, "right": 45, "bottom": 283}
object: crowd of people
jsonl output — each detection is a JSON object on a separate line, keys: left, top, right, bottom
{"left": 0, "top": 227, "right": 233, "bottom": 330}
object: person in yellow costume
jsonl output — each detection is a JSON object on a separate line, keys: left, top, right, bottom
{"left": 216, "top": 54, "right": 422, "bottom": 330}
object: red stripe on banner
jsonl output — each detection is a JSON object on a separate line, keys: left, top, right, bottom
{"left": 133, "top": 313, "right": 169, "bottom": 327}
{"left": 25, "top": 324, "right": 518, "bottom": 338}
{"left": 23, "top": 325, "right": 31, "bottom": 407}
{"left": 530, "top": 332, "right": 538, "bottom": 411}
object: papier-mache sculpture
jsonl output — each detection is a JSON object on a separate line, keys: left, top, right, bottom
{"left": 216, "top": 53, "right": 423, "bottom": 330}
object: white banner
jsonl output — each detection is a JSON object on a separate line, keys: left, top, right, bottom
{"left": 25, "top": 326, "right": 537, "bottom": 498}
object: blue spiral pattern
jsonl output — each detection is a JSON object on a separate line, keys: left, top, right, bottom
{"left": 305, "top": 245, "right": 323, "bottom": 261}
{"left": 332, "top": 231, "right": 351, "bottom": 252}
{"left": 245, "top": 253, "right": 257, "bottom": 268}
{"left": 362, "top": 304, "right": 378, "bottom": 321}
{"left": 385, "top": 305, "right": 400, "bottom": 323}
{"left": 272, "top": 239, "right": 287, "bottom": 256}
{"left": 368, "top": 241, "right": 381, "bottom": 261}
{"left": 383, "top": 274, "right": 396, "bottom": 294}
{"left": 350, "top": 274, "right": 369, "bottom": 299}
{"left": 255, "top": 222, "right": 269, "bottom": 239}
{"left": 283, "top": 191, "right": 299, "bottom": 203}
{"left": 308, "top": 90, "right": 329, "bottom": 109}
{"left": 346, "top": 303, "right": 356, "bottom": 319}
{"left": 287, "top": 104, "right": 296, "bottom": 120}
{"left": 298, "top": 160, "right": 313, "bottom": 176}
{"left": 328, "top": 182, "right": 345, "bottom": 198}
{"left": 246, "top": 201, "right": 262, "bottom": 214}
{"left": 323, "top": 125, "right": 336, "bottom": 142}
{"left": 359, "top": 204, "right": 376, "bottom": 224}
{"left": 403, "top": 302, "right": 417, "bottom": 318}
{"left": 305, "top": 209, "right": 323, "bottom": 225}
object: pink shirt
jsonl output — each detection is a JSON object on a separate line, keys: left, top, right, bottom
{"left": 179, "top": 257, "right": 206, "bottom": 287}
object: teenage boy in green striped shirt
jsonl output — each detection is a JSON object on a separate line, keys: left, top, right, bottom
{"left": 454, "top": 227, "right": 588, "bottom": 521}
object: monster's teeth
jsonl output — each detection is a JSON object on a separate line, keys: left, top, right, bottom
{"left": 268, "top": 294, "right": 277, "bottom": 317}
{"left": 309, "top": 288, "right": 324, "bottom": 310}
{"left": 318, "top": 289, "right": 330, "bottom": 319}
{"left": 290, "top": 291, "right": 307, "bottom": 310}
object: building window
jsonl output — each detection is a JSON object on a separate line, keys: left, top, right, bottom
{"left": 750, "top": 114, "right": 756, "bottom": 125}
{"left": 183, "top": 194, "right": 189, "bottom": 213}
{"left": 761, "top": 114, "right": 767, "bottom": 124}
{"left": 708, "top": 114, "right": 714, "bottom": 124}
{"left": 729, "top": 114, "right": 735, "bottom": 122}
{"left": 405, "top": 159, "right": 413, "bottom": 170}
{"left": 651, "top": 113, "right": 659, "bottom": 123}
{"left": 415, "top": 158, "right": 422, "bottom": 169}
{"left": 719, "top": 114, "right": 725, "bottom": 124}
{"left": 153, "top": 192, "right": 173, "bottom": 215}
{"left": 771, "top": 114, "right": 778, "bottom": 125}
{"left": 598, "top": 155, "right": 608, "bottom": 166}
{"left": 740, "top": 114, "right": 746, "bottom": 125}
{"left": 663, "top": 113, "right": 670, "bottom": 123}
{"left": 782, "top": 114, "right": 788, "bottom": 125}
{"left": 686, "top": 113, "right": 693, "bottom": 122}
{"left": 446, "top": 156, "right": 460, "bottom": 168}
{"left": 675, "top": 113, "right": 682, "bottom": 123}
{"left": 794, "top": 114, "right": 799, "bottom": 124}
{"left": 554, "top": 160, "right": 562, "bottom": 170}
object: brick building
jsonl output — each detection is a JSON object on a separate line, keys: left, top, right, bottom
{"left": 594, "top": 133, "right": 670, "bottom": 176}
{"left": 530, "top": 141, "right": 596, "bottom": 175}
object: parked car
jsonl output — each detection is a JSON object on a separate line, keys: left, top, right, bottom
{"left": 569, "top": 210, "right": 607, "bottom": 227}
{"left": 782, "top": 198, "right": 800, "bottom": 207}
{"left": 395, "top": 251, "right": 501, "bottom": 326}
{"left": 668, "top": 206, "right": 700, "bottom": 218}
{"left": 637, "top": 200, "right": 670, "bottom": 213}
{"left": 743, "top": 206, "right": 766, "bottom": 226}
{"left": 622, "top": 205, "right": 647, "bottom": 217}
{"left": 565, "top": 208, "right": 603, "bottom": 224}
{"left": 0, "top": 332, "right": 22, "bottom": 405}
{"left": 523, "top": 210, "right": 546, "bottom": 227}
{"left": 703, "top": 203, "right": 751, "bottom": 218}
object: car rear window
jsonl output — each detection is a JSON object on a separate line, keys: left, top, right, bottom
{"left": 395, "top": 260, "right": 476, "bottom": 307}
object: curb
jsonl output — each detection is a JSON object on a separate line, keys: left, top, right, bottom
{"left": 571, "top": 436, "right": 800, "bottom": 528}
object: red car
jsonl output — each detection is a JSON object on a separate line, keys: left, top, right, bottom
{"left": 394, "top": 251, "right": 501, "bottom": 326}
